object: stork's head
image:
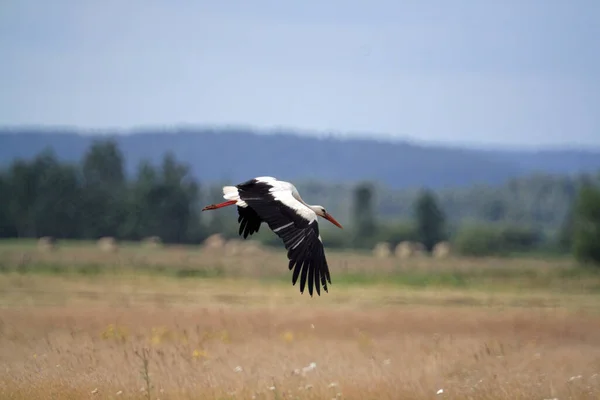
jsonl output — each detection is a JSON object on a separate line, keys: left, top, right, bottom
{"left": 310, "top": 206, "right": 343, "bottom": 229}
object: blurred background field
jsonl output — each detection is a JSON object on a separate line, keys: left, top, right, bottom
{"left": 2, "top": 238, "right": 600, "bottom": 400}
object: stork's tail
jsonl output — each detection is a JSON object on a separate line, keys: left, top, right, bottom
{"left": 222, "top": 186, "right": 248, "bottom": 207}
{"left": 223, "top": 186, "right": 239, "bottom": 201}
{"left": 201, "top": 186, "right": 249, "bottom": 211}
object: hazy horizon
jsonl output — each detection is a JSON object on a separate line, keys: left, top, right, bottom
{"left": 2, "top": 1, "right": 599, "bottom": 149}
{"left": 4, "top": 123, "right": 600, "bottom": 153}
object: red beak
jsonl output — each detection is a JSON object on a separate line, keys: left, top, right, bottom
{"left": 323, "top": 212, "right": 343, "bottom": 229}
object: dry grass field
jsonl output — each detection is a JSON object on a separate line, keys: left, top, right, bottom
{"left": 1, "top": 239, "right": 600, "bottom": 400}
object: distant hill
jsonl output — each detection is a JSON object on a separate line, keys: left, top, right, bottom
{"left": 1, "top": 126, "right": 600, "bottom": 189}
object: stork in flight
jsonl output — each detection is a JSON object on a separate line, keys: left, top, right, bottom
{"left": 201, "top": 176, "right": 343, "bottom": 296}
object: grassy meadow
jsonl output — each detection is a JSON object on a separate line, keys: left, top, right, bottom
{"left": 1, "top": 238, "right": 600, "bottom": 400}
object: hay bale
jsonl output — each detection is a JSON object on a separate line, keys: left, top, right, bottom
{"left": 97, "top": 237, "right": 118, "bottom": 253}
{"left": 224, "top": 239, "right": 243, "bottom": 256}
{"left": 239, "top": 240, "right": 265, "bottom": 255}
{"left": 222, "top": 239, "right": 264, "bottom": 256}
{"left": 37, "top": 236, "right": 57, "bottom": 252}
{"left": 142, "top": 236, "right": 162, "bottom": 248}
{"left": 373, "top": 242, "right": 392, "bottom": 258}
{"left": 394, "top": 241, "right": 415, "bottom": 258}
{"left": 203, "top": 234, "right": 226, "bottom": 249}
{"left": 432, "top": 241, "right": 452, "bottom": 258}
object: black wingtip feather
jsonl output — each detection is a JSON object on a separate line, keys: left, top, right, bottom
{"left": 314, "top": 264, "right": 321, "bottom": 296}
{"left": 291, "top": 261, "right": 300, "bottom": 286}
{"left": 307, "top": 261, "right": 314, "bottom": 297}
{"left": 299, "top": 259, "right": 309, "bottom": 294}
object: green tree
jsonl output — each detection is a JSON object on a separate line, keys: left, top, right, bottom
{"left": 29, "top": 151, "right": 82, "bottom": 238}
{"left": 80, "top": 139, "right": 127, "bottom": 238}
{"left": 125, "top": 154, "right": 204, "bottom": 243}
{"left": 82, "top": 139, "right": 125, "bottom": 187}
{"left": 414, "top": 189, "right": 446, "bottom": 252}
{"left": 156, "top": 152, "right": 201, "bottom": 243}
{"left": 351, "top": 182, "right": 377, "bottom": 247}
{"left": 483, "top": 199, "right": 507, "bottom": 222}
{"left": 205, "top": 183, "right": 228, "bottom": 235}
{"left": 572, "top": 183, "right": 600, "bottom": 265}
{"left": 122, "top": 160, "right": 160, "bottom": 239}
{"left": 3, "top": 150, "right": 83, "bottom": 238}
{"left": 557, "top": 200, "right": 575, "bottom": 252}
{"left": 6, "top": 159, "right": 39, "bottom": 237}
{"left": 0, "top": 169, "right": 16, "bottom": 238}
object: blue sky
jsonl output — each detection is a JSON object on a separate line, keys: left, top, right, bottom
{"left": 1, "top": 0, "right": 599, "bottom": 148}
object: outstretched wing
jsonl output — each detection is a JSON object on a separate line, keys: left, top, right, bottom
{"left": 236, "top": 178, "right": 332, "bottom": 296}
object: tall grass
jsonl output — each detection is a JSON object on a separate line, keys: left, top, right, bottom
{"left": 1, "top": 239, "right": 600, "bottom": 399}
{"left": 2, "top": 294, "right": 600, "bottom": 399}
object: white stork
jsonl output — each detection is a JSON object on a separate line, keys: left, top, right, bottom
{"left": 201, "top": 176, "right": 343, "bottom": 297}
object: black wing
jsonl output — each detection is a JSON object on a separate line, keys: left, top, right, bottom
{"left": 236, "top": 181, "right": 331, "bottom": 296}
{"left": 237, "top": 206, "right": 262, "bottom": 239}
{"left": 234, "top": 179, "right": 266, "bottom": 239}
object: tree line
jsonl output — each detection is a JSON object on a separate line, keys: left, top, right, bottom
{"left": 0, "top": 140, "right": 203, "bottom": 243}
{"left": 1, "top": 139, "right": 599, "bottom": 265}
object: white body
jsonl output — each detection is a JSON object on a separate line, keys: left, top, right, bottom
{"left": 223, "top": 176, "right": 319, "bottom": 224}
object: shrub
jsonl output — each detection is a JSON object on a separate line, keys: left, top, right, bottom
{"left": 573, "top": 184, "right": 600, "bottom": 266}
{"left": 453, "top": 223, "right": 542, "bottom": 257}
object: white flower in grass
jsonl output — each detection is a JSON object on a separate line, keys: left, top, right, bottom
{"left": 302, "top": 362, "right": 317, "bottom": 373}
